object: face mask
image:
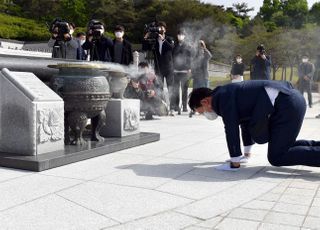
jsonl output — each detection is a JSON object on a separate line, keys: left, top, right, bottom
{"left": 203, "top": 111, "right": 218, "bottom": 120}
{"left": 236, "top": 58, "right": 242, "bottom": 63}
{"left": 115, "top": 31, "right": 124, "bottom": 38}
{"left": 177, "top": 35, "right": 185, "bottom": 41}
{"left": 302, "top": 58, "right": 308, "bottom": 63}
{"left": 79, "top": 40, "right": 85, "bottom": 46}
{"left": 70, "top": 29, "right": 74, "bottom": 35}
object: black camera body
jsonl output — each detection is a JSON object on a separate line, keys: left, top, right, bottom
{"left": 144, "top": 22, "right": 161, "bottom": 47}
{"left": 87, "top": 20, "right": 104, "bottom": 40}
{"left": 49, "top": 18, "right": 70, "bottom": 41}
{"left": 257, "top": 44, "right": 266, "bottom": 55}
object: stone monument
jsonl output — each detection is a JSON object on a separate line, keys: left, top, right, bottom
{"left": 0, "top": 68, "right": 64, "bottom": 155}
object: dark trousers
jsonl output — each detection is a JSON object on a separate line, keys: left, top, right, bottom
{"left": 298, "top": 80, "right": 312, "bottom": 107}
{"left": 267, "top": 90, "right": 320, "bottom": 167}
{"left": 158, "top": 72, "right": 174, "bottom": 110}
{"left": 172, "top": 73, "right": 190, "bottom": 110}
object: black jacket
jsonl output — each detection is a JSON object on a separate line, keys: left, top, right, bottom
{"left": 82, "top": 36, "right": 113, "bottom": 62}
{"left": 142, "top": 36, "right": 174, "bottom": 76}
{"left": 231, "top": 62, "right": 245, "bottom": 76}
{"left": 250, "top": 55, "right": 272, "bottom": 80}
{"left": 110, "top": 39, "right": 133, "bottom": 65}
{"left": 212, "top": 80, "right": 295, "bottom": 158}
{"left": 173, "top": 42, "right": 192, "bottom": 71}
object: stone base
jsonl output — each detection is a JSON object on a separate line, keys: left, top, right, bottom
{"left": 0, "top": 132, "right": 159, "bottom": 172}
{"left": 101, "top": 99, "right": 140, "bottom": 137}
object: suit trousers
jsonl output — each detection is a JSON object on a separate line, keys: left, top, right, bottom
{"left": 298, "top": 79, "right": 312, "bottom": 107}
{"left": 267, "top": 90, "right": 320, "bottom": 166}
{"left": 158, "top": 71, "right": 175, "bottom": 110}
{"left": 172, "top": 73, "right": 190, "bottom": 110}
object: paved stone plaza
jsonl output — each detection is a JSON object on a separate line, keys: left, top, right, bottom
{"left": 0, "top": 93, "right": 319, "bottom": 230}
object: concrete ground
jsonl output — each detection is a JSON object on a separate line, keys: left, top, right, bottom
{"left": 0, "top": 93, "right": 319, "bottom": 230}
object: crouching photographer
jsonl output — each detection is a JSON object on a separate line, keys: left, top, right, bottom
{"left": 82, "top": 20, "right": 113, "bottom": 62}
{"left": 48, "top": 18, "right": 78, "bottom": 59}
{"left": 124, "top": 62, "right": 168, "bottom": 120}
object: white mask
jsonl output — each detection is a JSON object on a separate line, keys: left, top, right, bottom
{"left": 177, "top": 35, "right": 185, "bottom": 41}
{"left": 302, "top": 58, "right": 308, "bottom": 63}
{"left": 236, "top": 58, "right": 242, "bottom": 63}
{"left": 70, "top": 29, "right": 74, "bottom": 35}
{"left": 203, "top": 111, "right": 218, "bottom": 120}
{"left": 79, "top": 40, "right": 85, "bottom": 46}
{"left": 115, "top": 31, "right": 124, "bottom": 38}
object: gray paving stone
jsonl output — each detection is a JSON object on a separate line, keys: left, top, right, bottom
{"left": 0, "top": 194, "right": 117, "bottom": 230}
{"left": 102, "top": 211, "right": 199, "bottom": 230}
{"left": 241, "top": 200, "right": 275, "bottom": 210}
{"left": 311, "top": 197, "right": 320, "bottom": 207}
{"left": 289, "top": 181, "right": 318, "bottom": 190}
{"left": 264, "top": 212, "right": 305, "bottom": 226}
{"left": 57, "top": 181, "right": 192, "bottom": 223}
{"left": 279, "top": 194, "right": 313, "bottom": 206}
{"left": 272, "top": 202, "right": 309, "bottom": 215}
{"left": 303, "top": 216, "right": 320, "bottom": 229}
{"left": 257, "top": 193, "right": 282, "bottom": 202}
{"left": 195, "top": 216, "right": 223, "bottom": 228}
{"left": 214, "top": 218, "right": 260, "bottom": 230}
{"left": 40, "top": 153, "right": 154, "bottom": 180}
{"left": 284, "top": 187, "right": 316, "bottom": 197}
{"left": 0, "top": 174, "right": 81, "bottom": 211}
{"left": 156, "top": 173, "right": 237, "bottom": 199}
{"left": 0, "top": 167, "right": 33, "bottom": 183}
{"left": 177, "top": 180, "right": 276, "bottom": 219}
{"left": 258, "top": 223, "right": 300, "bottom": 230}
{"left": 307, "top": 205, "right": 320, "bottom": 217}
{"left": 94, "top": 157, "right": 197, "bottom": 189}
{"left": 228, "top": 208, "right": 268, "bottom": 221}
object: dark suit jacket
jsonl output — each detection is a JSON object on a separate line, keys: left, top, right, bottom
{"left": 250, "top": 55, "right": 272, "bottom": 80}
{"left": 142, "top": 36, "right": 174, "bottom": 76}
{"left": 110, "top": 39, "right": 133, "bottom": 65}
{"left": 211, "top": 80, "right": 295, "bottom": 158}
{"left": 82, "top": 36, "right": 113, "bottom": 62}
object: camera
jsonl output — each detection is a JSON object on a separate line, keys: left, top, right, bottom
{"left": 257, "top": 44, "right": 266, "bottom": 55}
{"left": 87, "top": 20, "right": 105, "bottom": 40}
{"left": 144, "top": 21, "right": 161, "bottom": 48}
{"left": 49, "top": 18, "right": 70, "bottom": 41}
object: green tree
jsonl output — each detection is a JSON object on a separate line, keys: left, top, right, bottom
{"left": 282, "top": 0, "right": 308, "bottom": 29}
{"left": 309, "top": 2, "right": 320, "bottom": 25}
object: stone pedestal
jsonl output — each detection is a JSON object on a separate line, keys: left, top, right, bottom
{"left": 101, "top": 99, "right": 140, "bottom": 137}
{"left": 0, "top": 68, "right": 64, "bottom": 155}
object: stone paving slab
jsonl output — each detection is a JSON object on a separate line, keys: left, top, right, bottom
{"left": 0, "top": 93, "right": 318, "bottom": 229}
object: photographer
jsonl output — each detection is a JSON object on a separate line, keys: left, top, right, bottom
{"left": 48, "top": 19, "right": 78, "bottom": 59}
{"left": 250, "top": 44, "right": 272, "bottom": 80}
{"left": 142, "top": 21, "right": 175, "bottom": 115}
{"left": 82, "top": 20, "right": 113, "bottom": 62}
{"left": 124, "top": 62, "right": 168, "bottom": 120}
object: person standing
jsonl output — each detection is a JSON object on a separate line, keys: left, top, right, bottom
{"left": 172, "top": 30, "right": 192, "bottom": 114}
{"left": 231, "top": 54, "right": 245, "bottom": 83}
{"left": 298, "top": 54, "right": 315, "bottom": 108}
{"left": 82, "top": 20, "right": 113, "bottom": 62}
{"left": 192, "top": 40, "right": 212, "bottom": 89}
{"left": 76, "top": 32, "right": 87, "bottom": 60}
{"left": 250, "top": 44, "right": 271, "bottom": 80}
{"left": 142, "top": 21, "right": 175, "bottom": 114}
{"left": 111, "top": 25, "right": 133, "bottom": 65}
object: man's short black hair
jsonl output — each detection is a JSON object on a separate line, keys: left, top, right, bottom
{"left": 138, "top": 62, "right": 149, "bottom": 68}
{"left": 188, "top": 87, "right": 213, "bottom": 111}
{"left": 158, "top": 21, "right": 167, "bottom": 28}
{"left": 69, "top": 22, "right": 76, "bottom": 29}
{"left": 76, "top": 32, "right": 86, "bottom": 37}
{"left": 114, "top": 25, "right": 125, "bottom": 32}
